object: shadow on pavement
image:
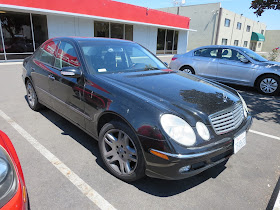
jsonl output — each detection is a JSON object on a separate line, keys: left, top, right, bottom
{"left": 227, "top": 84, "right": 280, "bottom": 124}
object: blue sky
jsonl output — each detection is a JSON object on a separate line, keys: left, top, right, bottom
{"left": 114, "top": 0, "right": 280, "bottom": 30}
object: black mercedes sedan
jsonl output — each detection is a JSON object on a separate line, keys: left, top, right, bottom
{"left": 22, "top": 37, "right": 252, "bottom": 181}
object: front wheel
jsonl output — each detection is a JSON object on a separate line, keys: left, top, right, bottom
{"left": 256, "top": 75, "right": 280, "bottom": 95}
{"left": 98, "top": 121, "right": 145, "bottom": 182}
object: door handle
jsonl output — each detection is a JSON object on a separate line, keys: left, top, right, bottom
{"left": 48, "top": 74, "right": 55, "bottom": 81}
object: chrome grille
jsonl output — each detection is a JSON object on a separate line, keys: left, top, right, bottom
{"left": 209, "top": 103, "right": 244, "bottom": 135}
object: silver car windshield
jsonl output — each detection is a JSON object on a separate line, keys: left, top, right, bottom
{"left": 239, "top": 48, "right": 267, "bottom": 62}
{"left": 79, "top": 40, "right": 166, "bottom": 74}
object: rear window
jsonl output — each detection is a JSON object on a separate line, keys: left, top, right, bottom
{"left": 34, "top": 40, "right": 59, "bottom": 65}
{"left": 194, "top": 48, "right": 218, "bottom": 58}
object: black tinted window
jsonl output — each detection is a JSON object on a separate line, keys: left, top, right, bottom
{"left": 194, "top": 48, "right": 218, "bottom": 58}
{"left": 34, "top": 40, "right": 59, "bottom": 65}
{"left": 54, "top": 41, "right": 80, "bottom": 69}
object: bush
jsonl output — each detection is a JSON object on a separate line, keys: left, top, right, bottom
{"left": 268, "top": 48, "right": 279, "bottom": 61}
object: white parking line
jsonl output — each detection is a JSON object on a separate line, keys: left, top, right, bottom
{"left": 274, "top": 191, "right": 280, "bottom": 210}
{"left": 0, "top": 110, "right": 116, "bottom": 210}
{"left": 249, "top": 130, "right": 280, "bottom": 141}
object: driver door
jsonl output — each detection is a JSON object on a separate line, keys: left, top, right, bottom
{"left": 49, "top": 40, "right": 86, "bottom": 128}
{"left": 216, "top": 48, "right": 255, "bottom": 86}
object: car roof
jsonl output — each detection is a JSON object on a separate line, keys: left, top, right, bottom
{"left": 192, "top": 45, "right": 246, "bottom": 51}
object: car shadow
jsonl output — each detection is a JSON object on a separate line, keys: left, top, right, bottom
{"left": 227, "top": 84, "right": 280, "bottom": 124}
{"left": 27, "top": 96, "right": 227, "bottom": 197}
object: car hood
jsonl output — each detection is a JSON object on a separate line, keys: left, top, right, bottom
{"left": 258, "top": 60, "right": 280, "bottom": 68}
{"left": 101, "top": 70, "right": 240, "bottom": 124}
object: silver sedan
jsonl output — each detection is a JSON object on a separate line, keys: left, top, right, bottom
{"left": 169, "top": 45, "right": 280, "bottom": 95}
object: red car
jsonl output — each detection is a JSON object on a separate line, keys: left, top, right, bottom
{"left": 0, "top": 131, "right": 29, "bottom": 209}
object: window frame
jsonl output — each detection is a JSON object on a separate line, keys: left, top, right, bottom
{"left": 33, "top": 40, "right": 59, "bottom": 67}
{"left": 193, "top": 48, "right": 219, "bottom": 58}
{"left": 246, "top": 25, "right": 251, "bottom": 32}
{"left": 222, "top": 38, "right": 228, "bottom": 45}
{"left": 53, "top": 40, "right": 81, "bottom": 70}
{"left": 219, "top": 48, "right": 247, "bottom": 62}
{"left": 224, "top": 18, "right": 231, "bottom": 27}
{"left": 237, "top": 22, "right": 242, "bottom": 30}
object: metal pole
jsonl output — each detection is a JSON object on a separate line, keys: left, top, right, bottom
{"left": 30, "top": 13, "right": 36, "bottom": 51}
{"left": 0, "top": 19, "right": 7, "bottom": 60}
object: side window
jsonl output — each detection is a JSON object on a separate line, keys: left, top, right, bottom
{"left": 194, "top": 48, "right": 218, "bottom": 58}
{"left": 34, "top": 40, "right": 59, "bottom": 65}
{"left": 54, "top": 41, "right": 80, "bottom": 69}
{"left": 221, "top": 49, "right": 246, "bottom": 62}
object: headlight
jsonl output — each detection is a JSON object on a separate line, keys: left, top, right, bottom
{"left": 196, "top": 122, "right": 210, "bottom": 141}
{"left": 0, "top": 146, "right": 17, "bottom": 208}
{"left": 237, "top": 92, "right": 248, "bottom": 118}
{"left": 160, "top": 114, "right": 196, "bottom": 146}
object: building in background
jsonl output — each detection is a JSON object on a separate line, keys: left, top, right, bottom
{"left": 158, "top": 3, "right": 266, "bottom": 52}
{"left": 262, "top": 30, "right": 280, "bottom": 52}
{"left": 0, "top": 0, "right": 193, "bottom": 61}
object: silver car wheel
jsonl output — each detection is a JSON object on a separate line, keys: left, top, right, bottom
{"left": 101, "top": 129, "right": 138, "bottom": 175}
{"left": 183, "top": 68, "right": 193, "bottom": 74}
{"left": 27, "top": 83, "right": 35, "bottom": 107}
{"left": 260, "top": 78, "right": 278, "bottom": 93}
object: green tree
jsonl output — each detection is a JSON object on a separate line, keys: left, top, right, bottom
{"left": 250, "top": 0, "right": 280, "bottom": 16}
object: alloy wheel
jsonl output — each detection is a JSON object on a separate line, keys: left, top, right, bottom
{"left": 260, "top": 78, "right": 278, "bottom": 94}
{"left": 27, "top": 83, "right": 36, "bottom": 107}
{"left": 101, "top": 129, "right": 138, "bottom": 175}
{"left": 183, "top": 68, "right": 193, "bottom": 74}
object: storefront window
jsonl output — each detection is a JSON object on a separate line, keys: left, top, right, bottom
{"left": 94, "top": 21, "right": 133, "bottom": 41}
{"left": 94, "top": 21, "right": 109, "bottom": 38}
{"left": 1, "top": 11, "right": 33, "bottom": 53}
{"left": 125, "top": 25, "right": 133, "bottom": 41}
{"left": 156, "top": 29, "right": 165, "bottom": 54}
{"left": 32, "top": 14, "right": 48, "bottom": 49}
{"left": 0, "top": 11, "right": 48, "bottom": 61}
{"left": 111, "top": 23, "right": 124, "bottom": 39}
{"left": 156, "top": 29, "right": 178, "bottom": 54}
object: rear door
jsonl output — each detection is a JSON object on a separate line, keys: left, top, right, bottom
{"left": 49, "top": 40, "right": 86, "bottom": 128}
{"left": 217, "top": 48, "right": 254, "bottom": 85}
{"left": 30, "top": 40, "right": 59, "bottom": 106}
{"left": 192, "top": 47, "right": 219, "bottom": 79}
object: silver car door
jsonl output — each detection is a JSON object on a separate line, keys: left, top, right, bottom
{"left": 217, "top": 48, "right": 254, "bottom": 85}
{"left": 192, "top": 48, "right": 219, "bottom": 79}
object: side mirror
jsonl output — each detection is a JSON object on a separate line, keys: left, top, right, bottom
{"left": 240, "top": 57, "right": 250, "bottom": 63}
{"left": 61, "top": 67, "right": 82, "bottom": 78}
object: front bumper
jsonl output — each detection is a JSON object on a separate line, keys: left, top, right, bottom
{"left": 139, "top": 115, "right": 252, "bottom": 180}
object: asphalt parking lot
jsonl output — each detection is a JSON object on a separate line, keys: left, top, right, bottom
{"left": 0, "top": 63, "right": 279, "bottom": 210}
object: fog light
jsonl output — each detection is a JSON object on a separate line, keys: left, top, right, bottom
{"left": 179, "top": 165, "right": 191, "bottom": 173}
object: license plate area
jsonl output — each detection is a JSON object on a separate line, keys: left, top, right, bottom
{"left": 234, "top": 132, "right": 246, "bottom": 154}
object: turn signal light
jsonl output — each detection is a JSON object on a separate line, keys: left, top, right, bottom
{"left": 150, "top": 150, "right": 169, "bottom": 160}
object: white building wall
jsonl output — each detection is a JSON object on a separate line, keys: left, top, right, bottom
{"left": 133, "top": 25, "right": 158, "bottom": 54}
{"left": 177, "top": 31, "right": 188, "bottom": 54}
{"left": 47, "top": 15, "right": 94, "bottom": 38}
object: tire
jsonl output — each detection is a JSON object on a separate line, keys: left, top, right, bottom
{"left": 180, "top": 66, "right": 195, "bottom": 74}
{"left": 98, "top": 121, "right": 145, "bottom": 182}
{"left": 25, "top": 80, "right": 42, "bottom": 111}
{"left": 256, "top": 75, "right": 280, "bottom": 95}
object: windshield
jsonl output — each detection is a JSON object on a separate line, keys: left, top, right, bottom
{"left": 79, "top": 40, "right": 166, "bottom": 74}
{"left": 239, "top": 47, "right": 267, "bottom": 62}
